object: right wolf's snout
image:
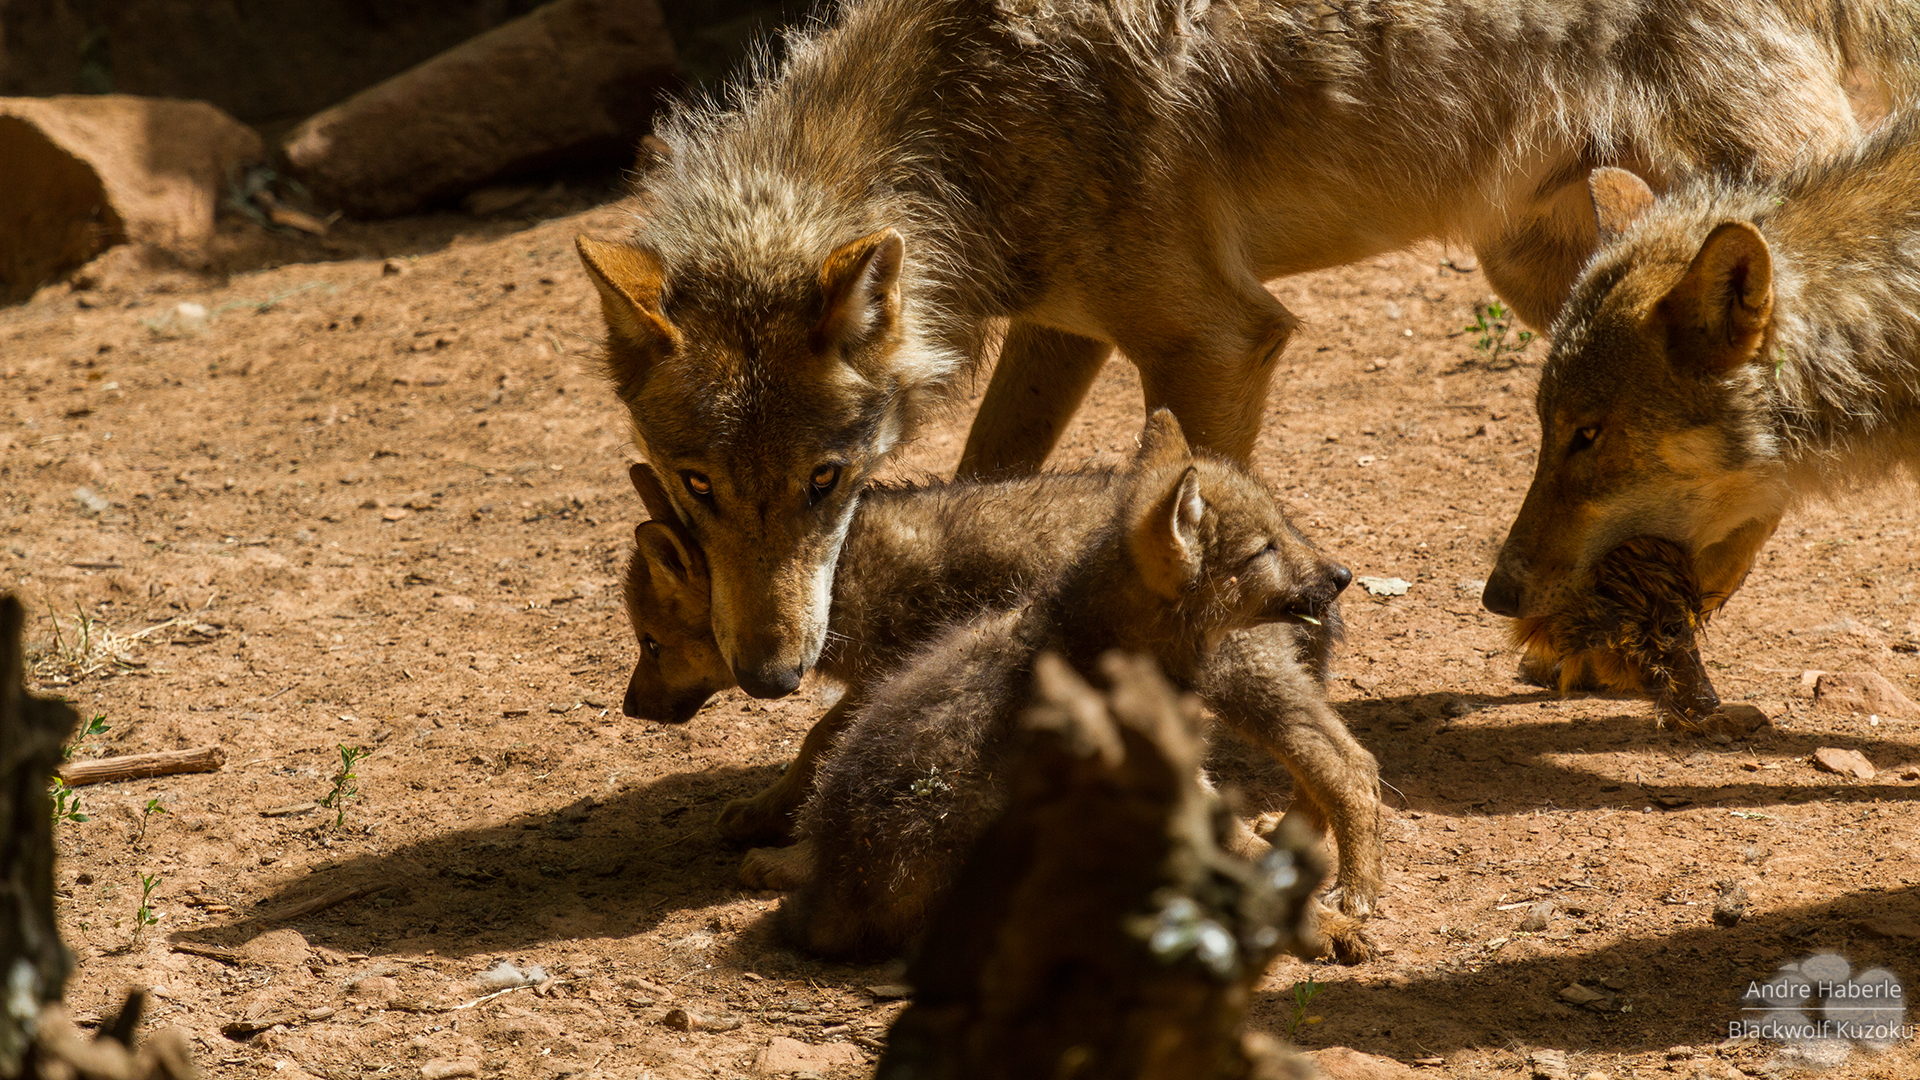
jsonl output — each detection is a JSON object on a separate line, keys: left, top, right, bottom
{"left": 1326, "top": 560, "right": 1352, "bottom": 596}
{"left": 1482, "top": 565, "right": 1524, "bottom": 617}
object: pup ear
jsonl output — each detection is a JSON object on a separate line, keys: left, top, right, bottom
{"left": 1654, "top": 221, "right": 1774, "bottom": 376}
{"left": 1132, "top": 466, "right": 1207, "bottom": 597}
{"left": 635, "top": 520, "right": 703, "bottom": 589}
{"left": 1131, "top": 408, "right": 1192, "bottom": 473}
{"left": 576, "top": 236, "right": 680, "bottom": 390}
{"left": 1589, "top": 167, "right": 1655, "bottom": 244}
{"left": 629, "top": 462, "right": 681, "bottom": 525}
{"left": 812, "top": 229, "right": 904, "bottom": 354}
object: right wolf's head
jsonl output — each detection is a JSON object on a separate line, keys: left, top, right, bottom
{"left": 577, "top": 210, "right": 955, "bottom": 697}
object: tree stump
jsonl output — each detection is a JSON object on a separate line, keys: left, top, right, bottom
{"left": 1, "top": 594, "right": 196, "bottom": 1079}
{"left": 879, "top": 650, "right": 1320, "bottom": 1080}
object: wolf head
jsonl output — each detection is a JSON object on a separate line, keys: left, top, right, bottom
{"left": 579, "top": 209, "right": 959, "bottom": 698}
{"left": 1124, "top": 411, "right": 1352, "bottom": 644}
{"left": 1483, "top": 168, "right": 1789, "bottom": 666}
{"left": 619, "top": 463, "right": 733, "bottom": 724}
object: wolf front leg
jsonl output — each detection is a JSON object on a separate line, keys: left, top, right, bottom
{"left": 957, "top": 322, "right": 1113, "bottom": 478}
{"left": 717, "top": 696, "right": 857, "bottom": 846}
{"left": 1118, "top": 286, "right": 1298, "bottom": 467}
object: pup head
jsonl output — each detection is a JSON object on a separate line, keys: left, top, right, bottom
{"left": 578, "top": 220, "right": 944, "bottom": 699}
{"left": 1125, "top": 410, "right": 1351, "bottom": 643}
{"left": 1484, "top": 168, "right": 1789, "bottom": 672}
{"left": 620, "top": 463, "right": 732, "bottom": 724}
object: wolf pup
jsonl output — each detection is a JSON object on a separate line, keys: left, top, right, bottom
{"left": 620, "top": 450, "right": 1383, "bottom": 919}
{"left": 1486, "top": 116, "right": 1920, "bottom": 681}
{"left": 753, "top": 411, "right": 1370, "bottom": 962}
{"left": 578, "top": 0, "right": 1914, "bottom": 701}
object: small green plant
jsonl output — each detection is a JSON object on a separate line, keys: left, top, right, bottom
{"left": 133, "top": 872, "right": 161, "bottom": 941}
{"left": 63, "top": 714, "right": 109, "bottom": 761}
{"left": 1286, "top": 977, "right": 1322, "bottom": 1040}
{"left": 49, "top": 778, "right": 88, "bottom": 824}
{"left": 1463, "top": 301, "right": 1536, "bottom": 369}
{"left": 320, "top": 745, "right": 369, "bottom": 827}
{"left": 135, "top": 796, "right": 168, "bottom": 843}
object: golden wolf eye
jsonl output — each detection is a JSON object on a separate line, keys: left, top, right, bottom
{"left": 643, "top": 636, "right": 661, "bottom": 659}
{"left": 683, "top": 472, "right": 712, "bottom": 498}
{"left": 808, "top": 464, "right": 841, "bottom": 501}
{"left": 1570, "top": 426, "right": 1599, "bottom": 452}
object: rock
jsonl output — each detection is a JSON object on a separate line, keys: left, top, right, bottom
{"left": 754, "top": 1036, "right": 863, "bottom": 1076}
{"left": 238, "top": 928, "right": 311, "bottom": 966}
{"left": 1309, "top": 1046, "right": 1419, "bottom": 1079}
{"left": 348, "top": 975, "right": 400, "bottom": 1003}
{"left": 1528, "top": 1048, "right": 1569, "bottom": 1080}
{"left": 420, "top": 1059, "right": 480, "bottom": 1080}
{"left": 1811, "top": 747, "right": 1875, "bottom": 780}
{"left": 282, "top": 0, "right": 678, "bottom": 217}
{"left": 1712, "top": 882, "right": 1748, "bottom": 927}
{"left": 1808, "top": 671, "right": 1918, "bottom": 719}
{"left": 0, "top": 95, "right": 260, "bottom": 302}
{"left": 1520, "top": 901, "right": 1554, "bottom": 932}
{"left": 1700, "top": 704, "right": 1769, "bottom": 739}
{"left": 1557, "top": 984, "right": 1609, "bottom": 1008}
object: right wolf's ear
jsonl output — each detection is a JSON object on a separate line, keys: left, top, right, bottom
{"left": 1133, "top": 465, "right": 1207, "bottom": 597}
{"left": 1131, "top": 408, "right": 1192, "bottom": 473}
{"left": 1655, "top": 220, "right": 1774, "bottom": 376}
{"left": 635, "top": 520, "right": 703, "bottom": 588}
{"left": 813, "top": 229, "right": 904, "bottom": 355}
{"left": 1589, "top": 167, "right": 1655, "bottom": 244}
{"left": 576, "top": 236, "right": 680, "bottom": 365}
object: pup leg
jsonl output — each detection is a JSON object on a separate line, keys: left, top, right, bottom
{"left": 739, "top": 838, "right": 814, "bottom": 891}
{"left": 1203, "top": 629, "right": 1385, "bottom": 918}
{"left": 958, "top": 322, "right": 1112, "bottom": 478}
{"left": 718, "top": 697, "right": 855, "bottom": 846}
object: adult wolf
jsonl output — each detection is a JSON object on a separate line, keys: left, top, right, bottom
{"left": 577, "top": 0, "right": 1915, "bottom": 695}
{"left": 1484, "top": 116, "right": 1920, "bottom": 682}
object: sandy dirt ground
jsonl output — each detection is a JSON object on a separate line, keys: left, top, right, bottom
{"left": 4, "top": 189, "right": 1917, "bottom": 1080}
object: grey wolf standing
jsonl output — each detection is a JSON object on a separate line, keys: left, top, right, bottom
{"left": 578, "top": 0, "right": 1916, "bottom": 697}
{"left": 1485, "top": 115, "right": 1920, "bottom": 682}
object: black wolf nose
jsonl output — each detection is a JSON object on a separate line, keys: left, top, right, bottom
{"left": 1482, "top": 571, "right": 1522, "bottom": 617}
{"left": 735, "top": 663, "right": 803, "bottom": 700}
{"left": 1327, "top": 562, "right": 1352, "bottom": 594}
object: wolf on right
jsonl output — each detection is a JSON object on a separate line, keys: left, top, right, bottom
{"left": 578, "top": 0, "right": 1918, "bottom": 699}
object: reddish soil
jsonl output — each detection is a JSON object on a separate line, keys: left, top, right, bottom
{"left": 4, "top": 194, "right": 1917, "bottom": 1080}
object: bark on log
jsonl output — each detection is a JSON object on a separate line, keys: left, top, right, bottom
{"left": 879, "top": 651, "right": 1321, "bottom": 1080}
{"left": 2, "top": 593, "right": 79, "bottom": 1073}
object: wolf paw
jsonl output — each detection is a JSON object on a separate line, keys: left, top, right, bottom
{"left": 1306, "top": 900, "right": 1378, "bottom": 965}
{"left": 717, "top": 794, "right": 797, "bottom": 847}
{"left": 739, "top": 843, "right": 812, "bottom": 891}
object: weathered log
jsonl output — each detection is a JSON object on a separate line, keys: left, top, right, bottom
{"left": 879, "top": 651, "right": 1320, "bottom": 1080}
{"left": 60, "top": 747, "right": 225, "bottom": 788}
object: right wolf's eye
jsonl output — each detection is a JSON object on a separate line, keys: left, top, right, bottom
{"left": 1569, "top": 426, "right": 1599, "bottom": 453}
{"left": 683, "top": 472, "right": 712, "bottom": 500}
{"left": 643, "top": 635, "right": 661, "bottom": 659}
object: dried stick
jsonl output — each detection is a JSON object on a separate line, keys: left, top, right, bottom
{"left": 60, "top": 746, "right": 226, "bottom": 787}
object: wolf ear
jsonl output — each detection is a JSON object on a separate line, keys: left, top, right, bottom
{"left": 635, "top": 520, "right": 703, "bottom": 589}
{"left": 1133, "top": 466, "right": 1207, "bottom": 597}
{"left": 813, "top": 229, "right": 904, "bottom": 354}
{"left": 1654, "top": 221, "right": 1774, "bottom": 376}
{"left": 629, "top": 462, "right": 681, "bottom": 526}
{"left": 1589, "top": 167, "right": 1655, "bottom": 244}
{"left": 576, "top": 236, "right": 680, "bottom": 374}
{"left": 1132, "top": 408, "right": 1192, "bottom": 473}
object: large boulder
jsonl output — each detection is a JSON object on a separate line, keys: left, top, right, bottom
{"left": 281, "top": 0, "right": 679, "bottom": 218}
{"left": 0, "top": 95, "right": 261, "bottom": 304}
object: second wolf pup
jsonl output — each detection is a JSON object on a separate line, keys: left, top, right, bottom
{"left": 763, "top": 412, "right": 1370, "bottom": 961}
{"left": 621, "top": 450, "right": 1382, "bottom": 922}
{"left": 1485, "top": 115, "right": 1920, "bottom": 680}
